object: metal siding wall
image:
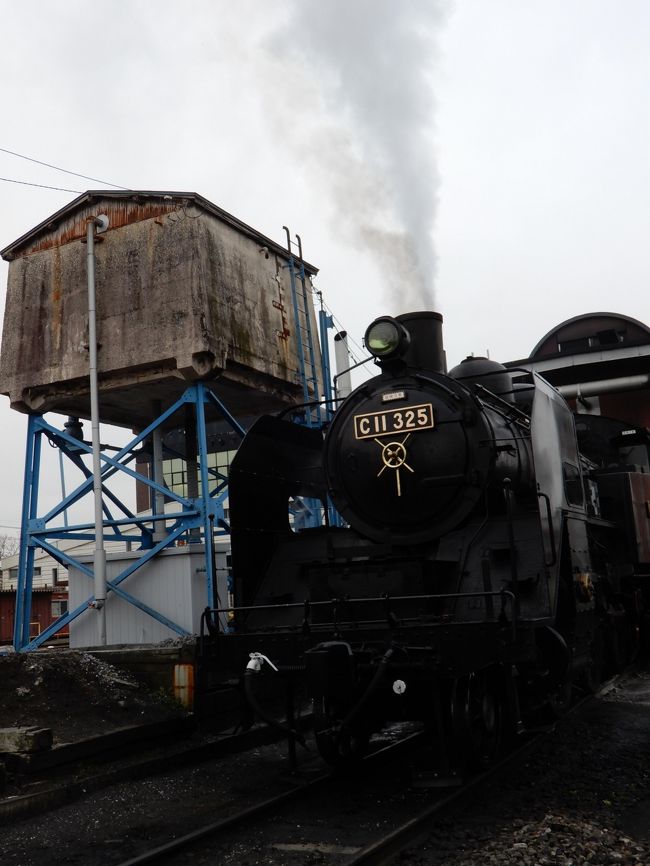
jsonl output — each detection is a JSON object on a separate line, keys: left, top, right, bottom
{"left": 69, "top": 548, "right": 210, "bottom": 647}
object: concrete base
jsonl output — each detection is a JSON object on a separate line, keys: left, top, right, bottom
{"left": 0, "top": 727, "right": 52, "bottom": 754}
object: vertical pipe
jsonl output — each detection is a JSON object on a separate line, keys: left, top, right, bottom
{"left": 334, "top": 331, "right": 353, "bottom": 400}
{"left": 185, "top": 403, "right": 200, "bottom": 542}
{"left": 152, "top": 402, "right": 166, "bottom": 543}
{"left": 318, "top": 307, "right": 334, "bottom": 415}
{"left": 503, "top": 478, "right": 520, "bottom": 618}
{"left": 195, "top": 385, "right": 216, "bottom": 608}
{"left": 86, "top": 216, "right": 108, "bottom": 645}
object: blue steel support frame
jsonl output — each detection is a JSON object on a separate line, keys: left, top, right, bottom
{"left": 13, "top": 383, "right": 245, "bottom": 651}
{"left": 318, "top": 308, "right": 334, "bottom": 420}
{"left": 283, "top": 232, "right": 338, "bottom": 530}
{"left": 286, "top": 252, "right": 312, "bottom": 417}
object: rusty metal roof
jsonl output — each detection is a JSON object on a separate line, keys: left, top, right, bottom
{"left": 1, "top": 190, "right": 318, "bottom": 274}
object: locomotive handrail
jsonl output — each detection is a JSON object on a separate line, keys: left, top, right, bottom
{"left": 276, "top": 396, "right": 341, "bottom": 420}
{"left": 200, "top": 590, "right": 517, "bottom": 640}
{"left": 413, "top": 372, "right": 464, "bottom": 404}
{"left": 537, "top": 491, "right": 558, "bottom": 566}
{"left": 473, "top": 384, "right": 531, "bottom": 428}
{"left": 206, "top": 590, "right": 515, "bottom": 614}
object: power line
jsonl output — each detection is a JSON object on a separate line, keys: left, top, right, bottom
{"left": 0, "top": 146, "right": 129, "bottom": 190}
{"left": 317, "top": 293, "right": 367, "bottom": 364}
{"left": 0, "top": 176, "right": 82, "bottom": 194}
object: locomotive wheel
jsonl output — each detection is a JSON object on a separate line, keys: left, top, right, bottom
{"left": 451, "top": 669, "right": 502, "bottom": 770}
{"left": 313, "top": 698, "right": 371, "bottom": 766}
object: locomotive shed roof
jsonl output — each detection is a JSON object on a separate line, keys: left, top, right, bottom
{"left": 507, "top": 312, "right": 650, "bottom": 427}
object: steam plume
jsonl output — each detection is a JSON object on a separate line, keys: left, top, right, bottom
{"left": 268, "top": 0, "right": 448, "bottom": 311}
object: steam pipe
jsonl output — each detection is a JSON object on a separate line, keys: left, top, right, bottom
{"left": 557, "top": 374, "right": 650, "bottom": 399}
{"left": 86, "top": 215, "right": 109, "bottom": 644}
{"left": 333, "top": 331, "right": 353, "bottom": 399}
{"left": 332, "top": 355, "right": 374, "bottom": 401}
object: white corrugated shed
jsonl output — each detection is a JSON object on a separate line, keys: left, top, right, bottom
{"left": 68, "top": 544, "right": 230, "bottom": 647}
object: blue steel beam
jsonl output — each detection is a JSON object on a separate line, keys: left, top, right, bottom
{"left": 23, "top": 522, "right": 194, "bottom": 649}
{"left": 37, "top": 390, "right": 197, "bottom": 526}
{"left": 14, "top": 383, "right": 245, "bottom": 650}
{"left": 319, "top": 308, "right": 334, "bottom": 415}
{"left": 195, "top": 385, "right": 216, "bottom": 607}
{"left": 14, "top": 416, "right": 40, "bottom": 648}
{"left": 204, "top": 388, "right": 247, "bottom": 438}
{"left": 35, "top": 509, "right": 199, "bottom": 536}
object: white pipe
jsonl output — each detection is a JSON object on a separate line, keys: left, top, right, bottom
{"left": 86, "top": 215, "right": 109, "bottom": 645}
{"left": 334, "top": 331, "right": 352, "bottom": 400}
{"left": 557, "top": 374, "right": 650, "bottom": 399}
{"left": 152, "top": 402, "right": 166, "bottom": 542}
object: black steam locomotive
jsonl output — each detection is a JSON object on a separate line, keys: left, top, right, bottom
{"left": 206, "top": 311, "right": 650, "bottom": 767}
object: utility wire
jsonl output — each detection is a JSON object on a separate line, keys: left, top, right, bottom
{"left": 317, "top": 293, "right": 367, "bottom": 364}
{"left": 0, "top": 176, "right": 82, "bottom": 194}
{"left": 0, "top": 146, "right": 129, "bottom": 190}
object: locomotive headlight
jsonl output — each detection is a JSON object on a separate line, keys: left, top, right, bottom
{"left": 364, "top": 317, "right": 410, "bottom": 359}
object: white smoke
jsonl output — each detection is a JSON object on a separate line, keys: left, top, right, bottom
{"left": 266, "top": 0, "right": 449, "bottom": 311}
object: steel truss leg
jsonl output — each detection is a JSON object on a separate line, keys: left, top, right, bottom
{"left": 14, "top": 415, "right": 41, "bottom": 649}
{"left": 14, "top": 384, "right": 244, "bottom": 651}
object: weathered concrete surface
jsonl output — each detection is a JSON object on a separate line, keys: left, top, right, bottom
{"left": 0, "top": 727, "right": 52, "bottom": 753}
{"left": 0, "top": 191, "right": 322, "bottom": 429}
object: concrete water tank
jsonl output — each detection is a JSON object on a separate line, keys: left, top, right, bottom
{"left": 0, "top": 191, "right": 321, "bottom": 429}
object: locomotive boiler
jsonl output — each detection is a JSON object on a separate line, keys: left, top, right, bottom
{"left": 206, "top": 311, "right": 649, "bottom": 767}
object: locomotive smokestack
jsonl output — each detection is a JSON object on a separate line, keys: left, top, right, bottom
{"left": 396, "top": 311, "right": 446, "bottom": 374}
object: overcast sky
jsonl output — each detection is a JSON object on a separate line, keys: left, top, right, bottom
{"left": 0, "top": 0, "right": 649, "bottom": 532}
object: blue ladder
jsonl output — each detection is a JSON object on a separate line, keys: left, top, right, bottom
{"left": 283, "top": 228, "right": 323, "bottom": 428}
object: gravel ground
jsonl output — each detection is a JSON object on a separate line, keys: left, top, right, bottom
{"left": 406, "top": 665, "right": 650, "bottom": 866}
{"left": 0, "top": 737, "right": 301, "bottom": 866}
{"left": 1, "top": 663, "right": 649, "bottom": 866}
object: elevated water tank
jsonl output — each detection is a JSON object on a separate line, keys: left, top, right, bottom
{"left": 0, "top": 191, "right": 321, "bottom": 429}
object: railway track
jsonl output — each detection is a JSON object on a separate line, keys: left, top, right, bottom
{"left": 110, "top": 677, "right": 627, "bottom": 866}
{"left": 4, "top": 676, "right": 635, "bottom": 866}
{"left": 110, "top": 712, "right": 572, "bottom": 866}
{"left": 0, "top": 715, "right": 310, "bottom": 825}
{"left": 113, "top": 729, "right": 429, "bottom": 866}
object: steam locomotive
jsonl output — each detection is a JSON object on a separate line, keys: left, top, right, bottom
{"left": 206, "top": 311, "right": 650, "bottom": 767}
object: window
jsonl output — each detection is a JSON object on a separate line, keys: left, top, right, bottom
{"left": 51, "top": 599, "right": 68, "bottom": 618}
{"left": 9, "top": 566, "right": 41, "bottom": 581}
{"left": 162, "top": 449, "right": 238, "bottom": 498}
{"left": 52, "top": 567, "right": 68, "bottom": 586}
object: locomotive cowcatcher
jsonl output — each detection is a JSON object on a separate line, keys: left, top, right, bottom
{"left": 201, "top": 311, "right": 650, "bottom": 768}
